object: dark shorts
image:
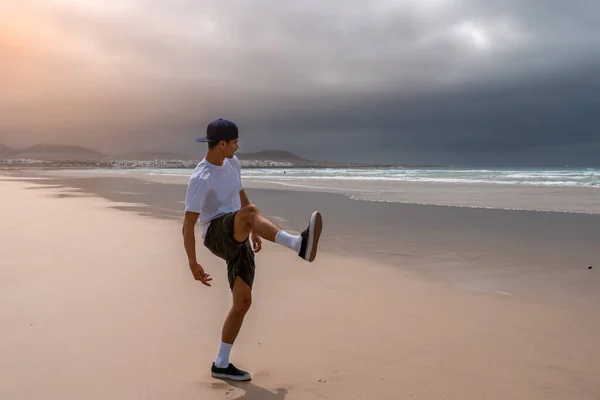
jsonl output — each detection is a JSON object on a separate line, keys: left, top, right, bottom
{"left": 203, "top": 211, "right": 255, "bottom": 290}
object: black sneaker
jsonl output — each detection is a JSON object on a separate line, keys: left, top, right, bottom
{"left": 211, "top": 363, "right": 251, "bottom": 381}
{"left": 298, "top": 211, "right": 323, "bottom": 262}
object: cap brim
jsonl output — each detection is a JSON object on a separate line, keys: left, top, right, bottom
{"left": 196, "top": 137, "right": 209, "bottom": 142}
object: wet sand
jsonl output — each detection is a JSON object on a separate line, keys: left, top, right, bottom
{"left": 5, "top": 172, "right": 600, "bottom": 303}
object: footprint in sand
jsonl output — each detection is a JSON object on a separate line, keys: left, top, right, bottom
{"left": 203, "top": 380, "right": 228, "bottom": 389}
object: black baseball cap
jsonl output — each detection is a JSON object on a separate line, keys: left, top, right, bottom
{"left": 196, "top": 118, "right": 239, "bottom": 142}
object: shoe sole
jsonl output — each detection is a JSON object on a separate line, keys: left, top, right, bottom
{"left": 305, "top": 211, "right": 322, "bottom": 262}
{"left": 211, "top": 372, "right": 252, "bottom": 381}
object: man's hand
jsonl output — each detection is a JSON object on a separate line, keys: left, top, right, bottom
{"left": 250, "top": 231, "right": 262, "bottom": 253}
{"left": 189, "top": 261, "right": 212, "bottom": 287}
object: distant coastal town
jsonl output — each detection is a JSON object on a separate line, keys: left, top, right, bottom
{"left": 0, "top": 145, "right": 438, "bottom": 169}
{"left": 0, "top": 145, "right": 300, "bottom": 169}
{"left": 0, "top": 158, "right": 294, "bottom": 169}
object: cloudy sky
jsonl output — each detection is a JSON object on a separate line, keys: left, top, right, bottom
{"left": 1, "top": 0, "right": 599, "bottom": 165}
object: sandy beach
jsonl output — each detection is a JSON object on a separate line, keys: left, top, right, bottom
{"left": 1, "top": 173, "right": 600, "bottom": 399}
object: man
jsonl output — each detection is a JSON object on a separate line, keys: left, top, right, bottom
{"left": 182, "top": 118, "right": 323, "bottom": 381}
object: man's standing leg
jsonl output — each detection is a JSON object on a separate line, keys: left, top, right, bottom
{"left": 221, "top": 277, "right": 252, "bottom": 347}
{"left": 206, "top": 211, "right": 257, "bottom": 381}
{"left": 212, "top": 277, "right": 252, "bottom": 381}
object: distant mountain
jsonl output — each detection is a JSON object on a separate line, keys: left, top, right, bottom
{"left": 13, "top": 144, "right": 107, "bottom": 160}
{"left": 1, "top": 144, "right": 432, "bottom": 168}
{"left": 118, "top": 151, "right": 197, "bottom": 160}
{"left": 119, "top": 149, "right": 311, "bottom": 163}
{"left": 0, "top": 144, "right": 15, "bottom": 157}
{"left": 1, "top": 144, "right": 311, "bottom": 163}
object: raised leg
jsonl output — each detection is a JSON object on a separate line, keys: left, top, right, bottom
{"left": 233, "top": 204, "right": 280, "bottom": 243}
{"left": 233, "top": 204, "right": 323, "bottom": 262}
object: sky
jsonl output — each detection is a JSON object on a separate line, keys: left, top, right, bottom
{"left": 1, "top": 0, "right": 599, "bottom": 166}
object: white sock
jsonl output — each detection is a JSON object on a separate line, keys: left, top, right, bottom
{"left": 215, "top": 342, "right": 232, "bottom": 368}
{"left": 275, "top": 230, "right": 302, "bottom": 253}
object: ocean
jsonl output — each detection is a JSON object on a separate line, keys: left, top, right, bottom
{"left": 66, "top": 166, "right": 600, "bottom": 214}
{"left": 80, "top": 166, "right": 600, "bottom": 188}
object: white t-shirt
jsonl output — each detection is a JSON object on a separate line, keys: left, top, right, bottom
{"left": 184, "top": 155, "right": 243, "bottom": 238}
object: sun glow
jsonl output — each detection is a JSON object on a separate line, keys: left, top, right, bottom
{"left": 453, "top": 21, "right": 491, "bottom": 50}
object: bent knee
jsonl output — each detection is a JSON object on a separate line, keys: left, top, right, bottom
{"left": 240, "top": 204, "right": 260, "bottom": 220}
{"left": 242, "top": 203, "right": 258, "bottom": 214}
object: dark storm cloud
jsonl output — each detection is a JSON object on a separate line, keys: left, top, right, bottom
{"left": 1, "top": 0, "right": 599, "bottom": 165}
{"left": 252, "top": 60, "right": 600, "bottom": 147}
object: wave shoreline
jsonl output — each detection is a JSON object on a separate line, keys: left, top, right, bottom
{"left": 64, "top": 166, "right": 600, "bottom": 189}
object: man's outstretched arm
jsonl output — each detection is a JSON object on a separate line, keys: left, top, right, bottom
{"left": 182, "top": 211, "right": 212, "bottom": 286}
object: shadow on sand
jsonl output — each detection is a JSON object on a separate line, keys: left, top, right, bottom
{"left": 227, "top": 381, "right": 288, "bottom": 400}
